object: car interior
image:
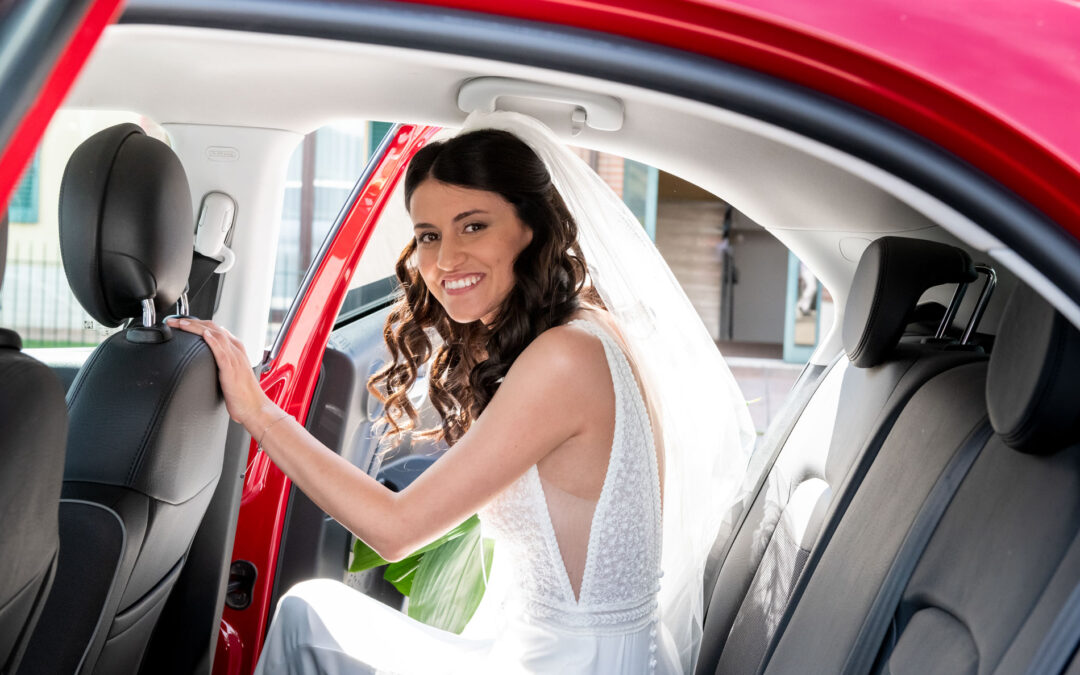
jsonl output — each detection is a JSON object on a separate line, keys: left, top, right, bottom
{"left": 1, "top": 6, "right": 1079, "bottom": 675}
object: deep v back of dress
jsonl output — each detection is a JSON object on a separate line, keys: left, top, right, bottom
{"left": 477, "top": 318, "right": 665, "bottom": 629}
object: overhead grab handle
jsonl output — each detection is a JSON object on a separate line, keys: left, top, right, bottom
{"left": 457, "top": 77, "right": 624, "bottom": 135}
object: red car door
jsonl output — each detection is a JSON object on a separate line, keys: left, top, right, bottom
{"left": 218, "top": 123, "right": 441, "bottom": 675}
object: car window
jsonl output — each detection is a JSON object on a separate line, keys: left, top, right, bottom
{"left": 266, "top": 120, "right": 401, "bottom": 344}
{"left": 0, "top": 110, "right": 169, "bottom": 350}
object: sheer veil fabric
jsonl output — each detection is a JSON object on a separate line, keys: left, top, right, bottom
{"left": 459, "top": 112, "right": 757, "bottom": 672}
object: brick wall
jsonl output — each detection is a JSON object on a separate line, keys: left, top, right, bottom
{"left": 570, "top": 147, "right": 624, "bottom": 197}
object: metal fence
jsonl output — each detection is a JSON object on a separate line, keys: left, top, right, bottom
{"left": 1, "top": 241, "right": 312, "bottom": 349}
{"left": 0, "top": 242, "right": 104, "bottom": 347}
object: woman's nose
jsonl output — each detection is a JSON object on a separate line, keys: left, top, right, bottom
{"left": 437, "top": 237, "right": 466, "bottom": 270}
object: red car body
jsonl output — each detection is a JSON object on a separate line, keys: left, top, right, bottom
{"left": 2, "top": 1, "right": 1079, "bottom": 673}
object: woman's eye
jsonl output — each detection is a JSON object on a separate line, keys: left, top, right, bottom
{"left": 464, "top": 222, "right": 487, "bottom": 233}
{"left": 417, "top": 232, "right": 438, "bottom": 244}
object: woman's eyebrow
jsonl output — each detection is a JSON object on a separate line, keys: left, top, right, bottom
{"left": 412, "top": 210, "right": 488, "bottom": 230}
{"left": 452, "top": 209, "right": 488, "bottom": 222}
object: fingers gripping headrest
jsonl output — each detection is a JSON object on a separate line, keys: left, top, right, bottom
{"left": 843, "top": 236, "right": 977, "bottom": 368}
{"left": 987, "top": 283, "right": 1080, "bottom": 454}
{"left": 59, "top": 123, "right": 193, "bottom": 327}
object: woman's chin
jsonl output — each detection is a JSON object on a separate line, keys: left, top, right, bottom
{"left": 444, "top": 307, "right": 485, "bottom": 325}
{"left": 437, "top": 294, "right": 501, "bottom": 326}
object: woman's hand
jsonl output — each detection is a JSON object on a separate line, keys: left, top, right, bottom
{"left": 166, "top": 317, "right": 276, "bottom": 429}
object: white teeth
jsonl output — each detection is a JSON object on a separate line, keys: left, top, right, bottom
{"left": 445, "top": 275, "right": 481, "bottom": 290}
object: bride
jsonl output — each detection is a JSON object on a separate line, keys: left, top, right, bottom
{"left": 168, "top": 113, "right": 755, "bottom": 674}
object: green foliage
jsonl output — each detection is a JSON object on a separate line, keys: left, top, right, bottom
{"left": 383, "top": 556, "right": 420, "bottom": 596}
{"left": 350, "top": 515, "right": 494, "bottom": 634}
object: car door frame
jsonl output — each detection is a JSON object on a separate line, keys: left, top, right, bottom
{"left": 220, "top": 123, "right": 441, "bottom": 675}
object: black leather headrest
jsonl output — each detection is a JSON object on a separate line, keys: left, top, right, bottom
{"left": 987, "top": 283, "right": 1080, "bottom": 454}
{"left": 0, "top": 329, "right": 19, "bottom": 350}
{"left": 59, "top": 123, "right": 193, "bottom": 327}
{"left": 843, "top": 236, "right": 977, "bottom": 368}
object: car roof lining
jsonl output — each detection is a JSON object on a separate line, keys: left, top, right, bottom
{"left": 61, "top": 24, "right": 1077, "bottom": 355}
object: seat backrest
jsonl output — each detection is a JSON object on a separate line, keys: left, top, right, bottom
{"left": 699, "top": 236, "right": 985, "bottom": 675}
{"left": 762, "top": 282, "right": 1080, "bottom": 673}
{"left": 881, "top": 283, "right": 1080, "bottom": 674}
{"left": 17, "top": 124, "right": 231, "bottom": 675}
{"left": 0, "top": 211, "right": 69, "bottom": 673}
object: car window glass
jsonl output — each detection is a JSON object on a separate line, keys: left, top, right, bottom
{"left": 0, "top": 110, "right": 169, "bottom": 351}
{"left": 267, "top": 120, "right": 405, "bottom": 344}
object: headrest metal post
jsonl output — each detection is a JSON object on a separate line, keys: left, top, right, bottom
{"left": 141, "top": 299, "right": 156, "bottom": 328}
{"left": 936, "top": 283, "right": 969, "bottom": 339}
{"left": 176, "top": 292, "right": 189, "bottom": 317}
{"left": 960, "top": 265, "right": 997, "bottom": 345}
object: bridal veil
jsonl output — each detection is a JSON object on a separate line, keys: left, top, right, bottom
{"left": 459, "top": 112, "right": 758, "bottom": 673}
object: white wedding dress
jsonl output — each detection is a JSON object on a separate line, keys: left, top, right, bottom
{"left": 254, "top": 319, "right": 682, "bottom": 674}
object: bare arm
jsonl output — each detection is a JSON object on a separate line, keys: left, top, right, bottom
{"left": 168, "top": 317, "right": 603, "bottom": 562}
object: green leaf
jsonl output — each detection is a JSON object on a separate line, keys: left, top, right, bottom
{"left": 348, "top": 515, "right": 482, "bottom": 574}
{"left": 349, "top": 539, "right": 387, "bottom": 573}
{"left": 482, "top": 536, "right": 495, "bottom": 580}
{"left": 384, "top": 555, "right": 421, "bottom": 596}
{"left": 407, "top": 524, "right": 494, "bottom": 634}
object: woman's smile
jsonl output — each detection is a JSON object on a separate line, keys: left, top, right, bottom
{"left": 441, "top": 273, "right": 485, "bottom": 294}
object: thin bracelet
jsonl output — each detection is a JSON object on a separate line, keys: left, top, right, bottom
{"left": 258, "top": 413, "right": 290, "bottom": 447}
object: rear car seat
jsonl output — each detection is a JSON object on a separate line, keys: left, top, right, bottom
{"left": 698, "top": 236, "right": 990, "bottom": 674}
{"left": 762, "top": 282, "right": 1080, "bottom": 674}
{"left": 0, "top": 212, "right": 68, "bottom": 673}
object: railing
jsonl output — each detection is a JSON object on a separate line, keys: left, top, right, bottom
{"left": 1, "top": 242, "right": 312, "bottom": 349}
{"left": 0, "top": 242, "right": 102, "bottom": 348}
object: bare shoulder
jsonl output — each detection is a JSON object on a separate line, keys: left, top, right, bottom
{"left": 500, "top": 321, "right": 611, "bottom": 393}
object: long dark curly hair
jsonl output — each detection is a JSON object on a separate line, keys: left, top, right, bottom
{"left": 367, "top": 129, "right": 598, "bottom": 445}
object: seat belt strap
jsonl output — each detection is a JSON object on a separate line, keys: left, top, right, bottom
{"left": 841, "top": 419, "right": 994, "bottom": 675}
{"left": 186, "top": 191, "right": 237, "bottom": 319}
{"left": 186, "top": 252, "right": 224, "bottom": 319}
{"left": 1025, "top": 580, "right": 1080, "bottom": 675}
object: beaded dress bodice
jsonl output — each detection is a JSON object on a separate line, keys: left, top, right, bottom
{"left": 478, "top": 319, "right": 664, "bottom": 634}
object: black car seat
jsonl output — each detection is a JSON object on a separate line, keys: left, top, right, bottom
{"left": 17, "top": 124, "right": 231, "bottom": 675}
{"left": 698, "top": 236, "right": 988, "bottom": 674}
{"left": 0, "top": 211, "right": 68, "bottom": 674}
{"left": 762, "top": 281, "right": 1080, "bottom": 675}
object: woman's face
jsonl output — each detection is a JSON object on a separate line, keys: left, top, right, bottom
{"left": 408, "top": 179, "right": 534, "bottom": 325}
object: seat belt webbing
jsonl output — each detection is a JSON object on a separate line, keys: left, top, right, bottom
{"left": 841, "top": 419, "right": 994, "bottom": 675}
{"left": 1025, "top": 580, "right": 1080, "bottom": 675}
{"left": 186, "top": 252, "right": 224, "bottom": 319}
